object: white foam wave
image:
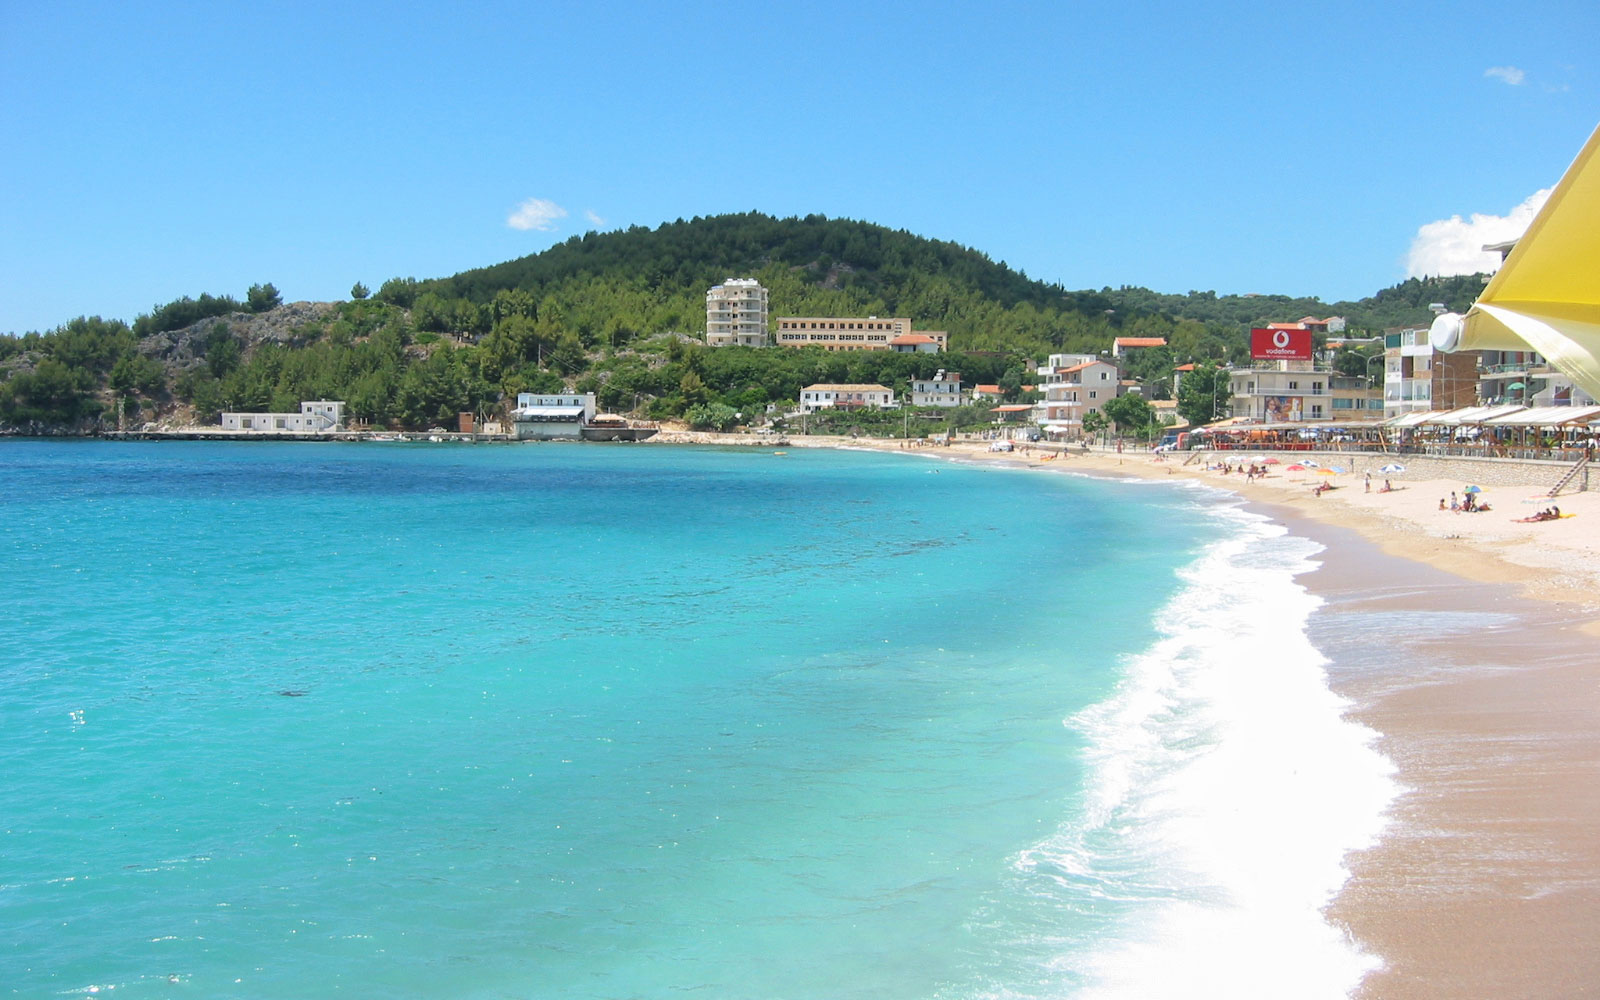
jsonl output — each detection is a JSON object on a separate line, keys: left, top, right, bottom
{"left": 1021, "top": 502, "right": 1398, "bottom": 998}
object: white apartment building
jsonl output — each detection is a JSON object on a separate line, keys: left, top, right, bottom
{"left": 798, "top": 383, "right": 896, "bottom": 412}
{"left": 1036, "top": 353, "right": 1098, "bottom": 381}
{"left": 910, "top": 370, "right": 964, "bottom": 407}
{"left": 1228, "top": 362, "right": 1337, "bottom": 423}
{"left": 221, "top": 400, "right": 345, "bottom": 433}
{"left": 1383, "top": 326, "right": 1480, "bottom": 419}
{"left": 1474, "top": 349, "right": 1598, "bottom": 408}
{"left": 1033, "top": 360, "right": 1119, "bottom": 432}
{"left": 705, "top": 278, "right": 769, "bottom": 347}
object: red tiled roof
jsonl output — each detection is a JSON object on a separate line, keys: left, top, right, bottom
{"left": 1114, "top": 337, "right": 1167, "bottom": 347}
{"left": 991, "top": 404, "right": 1033, "bottom": 412}
{"left": 1174, "top": 363, "right": 1197, "bottom": 371}
{"left": 888, "top": 334, "right": 936, "bottom": 345}
{"left": 973, "top": 384, "right": 1002, "bottom": 393}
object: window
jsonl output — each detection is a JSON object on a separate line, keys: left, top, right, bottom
{"left": 1288, "top": 381, "right": 1299, "bottom": 390}
{"left": 1089, "top": 391, "right": 1098, "bottom": 399}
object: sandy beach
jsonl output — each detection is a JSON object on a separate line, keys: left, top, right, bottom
{"left": 924, "top": 440, "right": 1600, "bottom": 998}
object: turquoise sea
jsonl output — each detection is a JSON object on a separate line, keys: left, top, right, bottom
{"left": 1, "top": 441, "right": 1394, "bottom": 999}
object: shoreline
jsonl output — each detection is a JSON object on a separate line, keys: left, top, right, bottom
{"left": 906, "top": 440, "right": 1600, "bottom": 998}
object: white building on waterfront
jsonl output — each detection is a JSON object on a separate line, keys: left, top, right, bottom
{"left": 1229, "top": 361, "right": 1339, "bottom": 423}
{"left": 1033, "top": 359, "right": 1119, "bottom": 433}
{"left": 511, "top": 391, "right": 596, "bottom": 439}
{"left": 1382, "top": 325, "right": 1481, "bottom": 420}
{"left": 221, "top": 400, "right": 345, "bottom": 433}
{"left": 706, "top": 278, "right": 770, "bottom": 347}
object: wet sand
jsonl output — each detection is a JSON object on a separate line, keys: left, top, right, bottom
{"left": 1276, "top": 511, "right": 1600, "bottom": 999}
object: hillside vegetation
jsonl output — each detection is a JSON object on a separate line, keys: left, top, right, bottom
{"left": 1, "top": 213, "right": 1488, "bottom": 433}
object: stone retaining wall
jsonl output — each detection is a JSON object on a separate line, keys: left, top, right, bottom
{"left": 1285, "top": 452, "right": 1586, "bottom": 493}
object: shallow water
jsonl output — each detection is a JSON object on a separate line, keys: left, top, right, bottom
{"left": 0, "top": 441, "right": 1392, "bottom": 998}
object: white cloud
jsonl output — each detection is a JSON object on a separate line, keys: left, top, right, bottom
{"left": 1405, "top": 188, "right": 1551, "bottom": 279}
{"left": 584, "top": 209, "right": 606, "bottom": 227}
{"left": 1484, "top": 65, "right": 1526, "bottom": 86}
{"left": 507, "top": 198, "right": 568, "bottom": 231}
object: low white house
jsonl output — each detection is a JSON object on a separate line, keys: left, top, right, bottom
{"left": 798, "top": 383, "right": 896, "bottom": 412}
{"left": 511, "top": 391, "right": 595, "bottom": 439}
{"left": 221, "top": 400, "right": 345, "bottom": 433}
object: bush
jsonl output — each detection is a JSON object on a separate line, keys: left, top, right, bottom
{"left": 686, "top": 401, "right": 740, "bottom": 431}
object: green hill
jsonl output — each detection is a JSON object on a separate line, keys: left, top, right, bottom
{"left": 2, "top": 212, "right": 1491, "bottom": 433}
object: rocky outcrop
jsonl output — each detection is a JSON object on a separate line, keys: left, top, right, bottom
{"left": 137, "top": 301, "right": 339, "bottom": 368}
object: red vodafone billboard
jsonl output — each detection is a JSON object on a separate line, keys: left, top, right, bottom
{"left": 1250, "top": 326, "right": 1313, "bottom": 361}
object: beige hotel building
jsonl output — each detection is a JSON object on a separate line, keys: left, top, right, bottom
{"left": 775, "top": 316, "right": 948, "bottom": 352}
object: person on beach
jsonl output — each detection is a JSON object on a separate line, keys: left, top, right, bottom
{"left": 1365, "top": 472, "right": 1371, "bottom": 492}
{"left": 1439, "top": 498, "right": 1447, "bottom": 510}
{"left": 1450, "top": 492, "right": 1459, "bottom": 511}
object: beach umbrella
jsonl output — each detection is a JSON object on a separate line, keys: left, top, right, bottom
{"left": 1300, "top": 459, "right": 1320, "bottom": 468}
{"left": 1315, "top": 467, "right": 1338, "bottom": 476}
{"left": 1378, "top": 463, "right": 1406, "bottom": 474}
{"left": 1464, "top": 484, "right": 1483, "bottom": 494}
{"left": 1328, "top": 465, "right": 1348, "bottom": 474}
{"left": 1286, "top": 464, "right": 1307, "bottom": 471}
{"left": 1263, "top": 457, "right": 1281, "bottom": 465}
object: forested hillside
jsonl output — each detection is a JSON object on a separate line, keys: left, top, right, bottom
{"left": 1, "top": 213, "right": 1490, "bottom": 433}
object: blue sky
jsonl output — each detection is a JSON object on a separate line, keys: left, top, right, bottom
{"left": 3, "top": 0, "right": 1596, "bottom": 335}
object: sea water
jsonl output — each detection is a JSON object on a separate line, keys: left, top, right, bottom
{"left": 0, "top": 441, "right": 1394, "bottom": 999}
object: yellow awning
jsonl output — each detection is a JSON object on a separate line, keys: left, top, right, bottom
{"left": 1431, "top": 123, "right": 1600, "bottom": 399}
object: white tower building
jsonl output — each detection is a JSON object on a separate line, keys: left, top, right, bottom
{"left": 705, "top": 278, "right": 769, "bottom": 347}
